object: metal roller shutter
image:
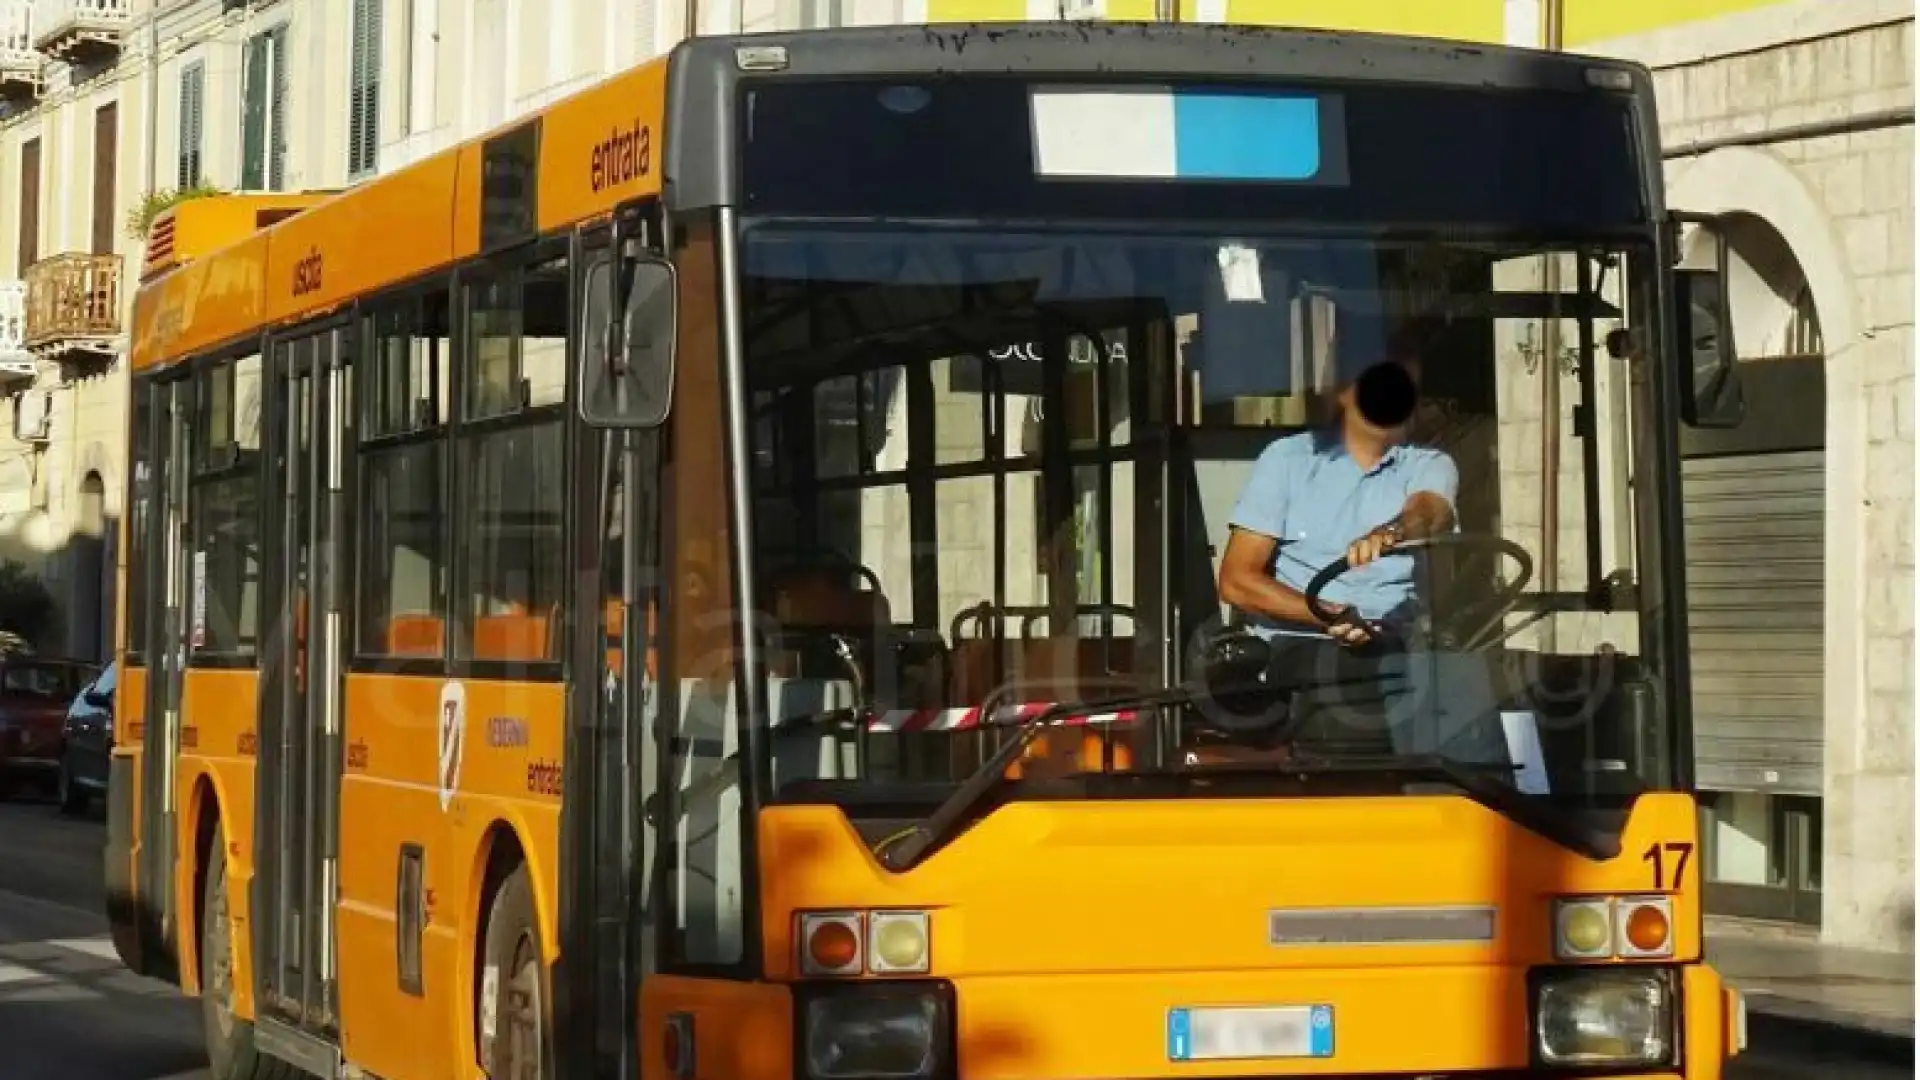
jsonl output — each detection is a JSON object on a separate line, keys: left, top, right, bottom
{"left": 1682, "top": 448, "right": 1825, "bottom": 795}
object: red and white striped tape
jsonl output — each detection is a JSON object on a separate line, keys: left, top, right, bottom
{"left": 864, "top": 703, "right": 1140, "bottom": 733}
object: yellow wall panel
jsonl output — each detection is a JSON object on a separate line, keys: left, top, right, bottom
{"left": 921, "top": 0, "right": 1788, "bottom": 49}
{"left": 927, "top": 0, "right": 1028, "bottom": 22}
{"left": 919, "top": 0, "right": 1507, "bottom": 42}
{"left": 1562, "top": 0, "right": 1791, "bottom": 47}
{"left": 1222, "top": 0, "right": 1506, "bottom": 43}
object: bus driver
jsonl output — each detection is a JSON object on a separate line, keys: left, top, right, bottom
{"left": 1215, "top": 334, "right": 1514, "bottom": 772}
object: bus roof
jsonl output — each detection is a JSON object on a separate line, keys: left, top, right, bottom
{"left": 662, "top": 22, "right": 1652, "bottom": 213}
{"left": 129, "top": 21, "right": 1651, "bottom": 375}
{"left": 129, "top": 53, "right": 669, "bottom": 374}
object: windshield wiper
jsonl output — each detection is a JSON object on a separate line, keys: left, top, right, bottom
{"left": 877, "top": 683, "right": 1204, "bottom": 871}
{"left": 1281, "top": 753, "right": 1619, "bottom": 860}
{"left": 877, "top": 695, "right": 1622, "bottom": 869}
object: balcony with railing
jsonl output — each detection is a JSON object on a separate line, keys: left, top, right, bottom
{"left": 32, "top": 0, "right": 125, "bottom": 64}
{"left": 24, "top": 253, "right": 122, "bottom": 361}
{"left": 0, "top": 0, "right": 41, "bottom": 100}
{"left": 0, "top": 281, "right": 36, "bottom": 385}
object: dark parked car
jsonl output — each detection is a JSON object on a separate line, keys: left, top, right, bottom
{"left": 58, "top": 659, "right": 114, "bottom": 815}
{"left": 0, "top": 657, "right": 98, "bottom": 801}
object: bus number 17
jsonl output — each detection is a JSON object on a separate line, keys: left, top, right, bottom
{"left": 1641, "top": 842, "right": 1693, "bottom": 891}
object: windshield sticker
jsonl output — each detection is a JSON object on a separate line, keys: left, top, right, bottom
{"left": 1499, "top": 711, "right": 1552, "bottom": 795}
{"left": 1217, "top": 244, "right": 1266, "bottom": 303}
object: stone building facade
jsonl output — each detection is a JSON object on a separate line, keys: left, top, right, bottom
{"left": 1585, "top": 0, "right": 1914, "bottom": 952}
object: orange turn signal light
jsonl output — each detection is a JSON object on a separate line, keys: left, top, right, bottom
{"left": 1623, "top": 901, "right": 1671, "bottom": 953}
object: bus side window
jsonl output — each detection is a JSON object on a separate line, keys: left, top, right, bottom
{"left": 356, "top": 286, "right": 451, "bottom": 664}
{"left": 456, "top": 257, "right": 568, "bottom": 668}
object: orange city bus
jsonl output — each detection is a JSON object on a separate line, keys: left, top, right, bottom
{"left": 106, "top": 22, "right": 1752, "bottom": 1080}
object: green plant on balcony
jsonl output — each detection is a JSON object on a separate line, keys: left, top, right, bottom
{"left": 124, "top": 183, "right": 226, "bottom": 241}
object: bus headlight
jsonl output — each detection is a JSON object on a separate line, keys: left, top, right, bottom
{"left": 800, "top": 983, "right": 951, "bottom": 1080}
{"left": 1535, "top": 968, "right": 1676, "bottom": 1068}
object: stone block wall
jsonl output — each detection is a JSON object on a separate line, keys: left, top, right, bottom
{"left": 1592, "top": 0, "right": 1914, "bottom": 949}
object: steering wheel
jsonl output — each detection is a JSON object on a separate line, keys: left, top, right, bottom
{"left": 1303, "top": 534, "right": 1533, "bottom": 650}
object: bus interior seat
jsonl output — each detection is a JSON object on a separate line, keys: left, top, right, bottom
{"left": 948, "top": 633, "right": 1138, "bottom": 706}
{"left": 946, "top": 621, "right": 1141, "bottom": 780}
{"left": 386, "top": 612, "right": 446, "bottom": 658}
{"left": 601, "top": 598, "right": 661, "bottom": 678}
{"left": 759, "top": 566, "right": 899, "bottom": 784}
{"left": 766, "top": 565, "right": 892, "bottom": 630}
{"left": 764, "top": 565, "right": 948, "bottom": 707}
{"left": 472, "top": 612, "right": 552, "bottom": 662}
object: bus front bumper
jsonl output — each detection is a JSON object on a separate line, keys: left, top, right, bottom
{"left": 792, "top": 964, "right": 1744, "bottom": 1080}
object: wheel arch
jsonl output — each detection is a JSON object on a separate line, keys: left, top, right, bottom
{"left": 178, "top": 766, "right": 224, "bottom": 999}
{"left": 461, "top": 815, "right": 560, "bottom": 1070}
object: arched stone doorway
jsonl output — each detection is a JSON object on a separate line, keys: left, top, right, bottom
{"left": 1670, "top": 148, "right": 1847, "bottom": 928}
{"left": 74, "top": 471, "right": 107, "bottom": 662}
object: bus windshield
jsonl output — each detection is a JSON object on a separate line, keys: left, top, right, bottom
{"left": 741, "top": 222, "right": 1673, "bottom": 823}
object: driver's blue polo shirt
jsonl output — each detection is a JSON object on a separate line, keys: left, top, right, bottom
{"left": 1226, "top": 430, "right": 1460, "bottom": 637}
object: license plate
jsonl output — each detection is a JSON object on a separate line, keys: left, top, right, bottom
{"left": 1167, "top": 1005, "right": 1333, "bottom": 1061}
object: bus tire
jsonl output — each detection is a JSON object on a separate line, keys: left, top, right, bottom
{"left": 201, "top": 841, "right": 295, "bottom": 1080}
{"left": 479, "top": 864, "right": 553, "bottom": 1080}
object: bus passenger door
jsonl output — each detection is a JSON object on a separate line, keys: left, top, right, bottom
{"left": 558, "top": 229, "right": 661, "bottom": 1080}
{"left": 253, "top": 328, "right": 349, "bottom": 1058}
{"left": 138, "top": 376, "right": 193, "bottom": 980}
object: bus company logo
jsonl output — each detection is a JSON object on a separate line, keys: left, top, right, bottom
{"left": 291, "top": 248, "right": 324, "bottom": 298}
{"left": 437, "top": 680, "right": 467, "bottom": 811}
{"left": 346, "top": 738, "right": 370, "bottom": 770}
{"left": 590, "top": 119, "right": 652, "bottom": 193}
{"left": 237, "top": 729, "right": 258, "bottom": 758}
{"left": 486, "top": 716, "right": 528, "bottom": 749}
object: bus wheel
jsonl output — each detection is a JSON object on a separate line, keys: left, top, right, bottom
{"left": 480, "top": 865, "right": 552, "bottom": 1080}
{"left": 202, "top": 841, "right": 292, "bottom": 1080}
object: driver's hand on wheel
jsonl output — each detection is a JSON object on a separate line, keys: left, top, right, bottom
{"left": 1346, "top": 525, "right": 1398, "bottom": 569}
{"left": 1324, "top": 605, "right": 1375, "bottom": 648}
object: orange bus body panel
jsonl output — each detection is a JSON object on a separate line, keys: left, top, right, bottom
{"left": 172, "top": 668, "right": 263, "bottom": 1018}
{"left": 129, "top": 231, "right": 271, "bottom": 374}
{"left": 334, "top": 674, "right": 563, "bottom": 1080}
{"left": 262, "top": 151, "right": 462, "bottom": 327}
{"left": 725, "top": 792, "right": 1712, "bottom": 1080}
{"left": 535, "top": 59, "right": 668, "bottom": 233}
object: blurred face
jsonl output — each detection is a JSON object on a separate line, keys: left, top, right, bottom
{"left": 1339, "top": 355, "right": 1422, "bottom": 439}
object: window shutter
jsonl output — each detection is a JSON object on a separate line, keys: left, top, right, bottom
{"left": 268, "top": 26, "right": 289, "bottom": 190}
{"left": 240, "top": 36, "right": 267, "bottom": 189}
{"left": 18, "top": 138, "right": 39, "bottom": 272}
{"left": 92, "top": 102, "right": 119, "bottom": 255}
{"left": 177, "top": 62, "right": 205, "bottom": 189}
{"left": 349, "top": 0, "right": 383, "bottom": 178}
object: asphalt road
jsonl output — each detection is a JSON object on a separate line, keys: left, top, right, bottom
{"left": 0, "top": 798, "right": 1908, "bottom": 1080}
{"left": 0, "top": 796, "right": 205, "bottom": 1080}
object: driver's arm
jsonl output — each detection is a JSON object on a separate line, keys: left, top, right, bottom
{"left": 1216, "top": 437, "right": 1325, "bottom": 627}
{"left": 1398, "top": 489, "right": 1457, "bottom": 540}
{"left": 1219, "top": 527, "right": 1322, "bottom": 627}
{"left": 1351, "top": 451, "right": 1461, "bottom": 567}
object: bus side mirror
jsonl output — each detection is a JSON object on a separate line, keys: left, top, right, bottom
{"left": 1674, "top": 267, "right": 1745, "bottom": 429}
{"left": 579, "top": 256, "right": 677, "bottom": 429}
